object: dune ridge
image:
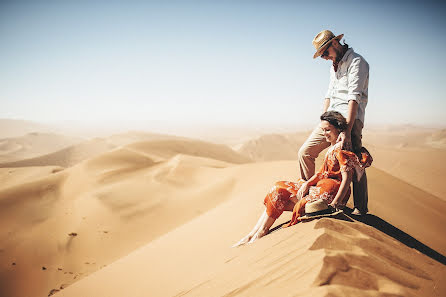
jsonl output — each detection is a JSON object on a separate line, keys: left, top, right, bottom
{"left": 0, "top": 132, "right": 82, "bottom": 163}
{"left": 176, "top": 218, "right": 444, "bottom": 297}
{"left": 0, "top": 138, "right": 117, "bottom": 168}
{"left": 0, "top": 134, "right": 250, "bottom": 169}
{"left": 237, "top": 132, "right": 309, "bottom": 161}
{"left": 0, "top": 119, "right": 57, "bottom": 139}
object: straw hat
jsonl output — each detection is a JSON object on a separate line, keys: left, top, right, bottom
{"left": 299, "top": 199, "right": 343, "bottom": 220}
{"left": 312, "top": 30, "right": 344, "bottom": 59}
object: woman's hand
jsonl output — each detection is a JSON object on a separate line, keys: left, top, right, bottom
{"left": 297, "top": 182, "right": 309, "bottom": 199}
{"left": 329, "top": 200, "right": 339, "bottom": 209}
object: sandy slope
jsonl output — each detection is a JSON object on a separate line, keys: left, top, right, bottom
{"left": 0, "top": 139, "right": 250, "bottom": 297}
{"left": 0, "top": 138, "right": 118, "bottom": 168}
{"left": 0, "top": 132, "right": 82, "bottom": 163}
{"left": 0, "top": 119, "right": 58, "bottom": 139}
{"left": 0, "top": 130, "right": 179, "bottom": 165}
{"left": 53, "top": 162, "right": 446, "bottom": 297}
{"left": 0, "top": 132, "right": 245, "bottom": 169}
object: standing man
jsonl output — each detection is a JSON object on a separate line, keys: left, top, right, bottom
{"left": 298, "top": 30, "right": 369, "bottom": 215}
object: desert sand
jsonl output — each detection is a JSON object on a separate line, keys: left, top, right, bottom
{"left": 0, "top": 123, "right": 445, "bottom": 297}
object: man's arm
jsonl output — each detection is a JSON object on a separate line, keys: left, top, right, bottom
{"left": 338, "top": 56, "right": 368, "bottom": 150}
{"left": 337, "top": 100, "right": 357, "bottom": 150}
{"left": 345, "top": 99, "right": 358, "bottom": 134}
{"left": 324, "top": 67, "right": 334, "bottom": 112}
{"left": 323, "top": 98, "right": 330, "bottom": 112}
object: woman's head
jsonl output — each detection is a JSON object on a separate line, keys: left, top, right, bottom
{"left": 320, "top": 111, "right": 347, "bottom": 144}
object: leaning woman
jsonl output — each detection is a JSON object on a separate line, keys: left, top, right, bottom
{"left": 233, "top": 111, "right": 372, "bottom": 247}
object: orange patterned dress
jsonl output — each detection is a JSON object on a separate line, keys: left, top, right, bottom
{"left": 263, "top": 142, "right": 372, "bottom": 226}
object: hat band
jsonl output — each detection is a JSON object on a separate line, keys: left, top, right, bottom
{"left": 317, "top": 38, "right": 332, "bottom": 51}
{"left": 305, "top": 207, "right": 335, "bottom": 217}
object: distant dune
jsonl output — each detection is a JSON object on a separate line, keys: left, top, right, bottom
{"left": 106, "top": 131, "right": 188, "bottom": 147}
{"left": 126, "top": 139, "right": 252, "bottom": 164}
{"left": 0, "top": 137, "right": 251, "bottom": 297}
{"left": 0, "top": 138, "right": 117, "bottom": 168}
{"left": 237, "top": 132, "right": 310, "bottom": 161}
{"left": 0, "top": 132, "right": 82, "bottom": 163}
{"left": 426, "top": 129, "right": 446, "bottom": 149}
{"left": 0, "top": 131, "right": 247, "bottom": 169}
{"left": 0, "top": 119, "right": 57, "bottom": 139}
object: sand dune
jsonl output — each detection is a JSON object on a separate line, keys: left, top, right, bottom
{"left": 175, "top": 219, "right": 444, "bottom": 297}
{"left": 0, "top": 132, "right": 248, "bottom": 169}
{"left": 0, "top": 166, "right": 64, "bottom": 191}
{"left": 0, "top": 119, "right": 58, "bottom": 139}
{"left": 1, "top": 128, "right": 446, "bottom": 297}
{"left": 126, "top": 139, "right": 252, "bottom": 164}
{"left": 106, "top": 131, "right": 188, "bottom": 147}
{"left": 0, "top": 139, "right": 250, "bottom": 297}
{"left": 237, "top": 132, "right": 310, "bottom": 161}
{"left": 0, "top": 132, "right": 82, "bottom": 163}
{"left": 53, "top": 163, "right": 446, "bottom": 297}
{"left": 0, "top": 138, "right": 117, "bottom": 168}
{"left": 426, "top": 129, "right": 446, "bottom": 149}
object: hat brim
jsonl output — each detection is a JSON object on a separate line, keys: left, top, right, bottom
{"left": 313, "top": 34, "right": 344, "bottom": 59}
{"left": 299, "top": 209, "right": 344, "bottom": 220}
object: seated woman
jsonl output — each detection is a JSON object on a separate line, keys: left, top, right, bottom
{"left": 233, "top": 111, "right": 372, "bottom": 247}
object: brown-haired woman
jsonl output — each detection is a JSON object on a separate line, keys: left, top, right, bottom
{"left": 233, "top": 111, "right": 372, "bottom": 247}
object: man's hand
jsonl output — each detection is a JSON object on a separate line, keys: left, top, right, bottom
{"left": 337, "top": 131, "right": 352, "bottom": 151}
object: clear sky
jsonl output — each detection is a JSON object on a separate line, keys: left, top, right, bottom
{"left": 1, "top": 0, "right": 446, "bottom": 133}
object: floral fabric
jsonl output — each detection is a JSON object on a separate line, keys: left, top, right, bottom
{"left": 263, "top": 143, "right": 372, "bottom": 221}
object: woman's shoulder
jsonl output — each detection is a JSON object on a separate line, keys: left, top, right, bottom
{"left": 332, "top": 142, "right": 355, "bottom": 155}
{"left": 333, "top": 142, "right": 343, "bottom": 150}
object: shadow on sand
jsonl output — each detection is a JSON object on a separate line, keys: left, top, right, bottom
{"left": 345, "top": 209, "right": 446, "bottom": 266}
{"left": 271, "top": 208, "right": 446, "bottom": 266}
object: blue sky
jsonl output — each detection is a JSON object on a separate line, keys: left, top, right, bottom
{"left": 1, "top": 0, "right": 446, "bottom": 132}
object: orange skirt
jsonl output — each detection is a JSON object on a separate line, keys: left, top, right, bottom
{"left": 263, "top": 178, "right": 350, "bottom": 225}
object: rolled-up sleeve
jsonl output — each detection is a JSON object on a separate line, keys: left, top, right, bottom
{"left": 347, "top": 57, "right": 369, "bottom": 102}
{"left": 325, "top": 67, "right": 335, "bottom": 99}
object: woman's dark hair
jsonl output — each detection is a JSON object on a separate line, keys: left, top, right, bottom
{"left": 320, "top": 111, "right": 347, "bottom": 132}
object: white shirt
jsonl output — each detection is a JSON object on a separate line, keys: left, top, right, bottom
{"left": 325, "top": 48, "right": 369, "bottom": 124}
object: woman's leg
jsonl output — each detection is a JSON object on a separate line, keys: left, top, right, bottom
{"left": 233, "top": 182, "right": 300, "bottom": 247}
{"left": 232, "top": 210, "right": 270, "bottom": 247}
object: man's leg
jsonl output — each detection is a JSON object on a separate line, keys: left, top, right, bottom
{"left": 351, "top": 119, "right": 368, "bottom": 214}
{"left": 298, "top": 125, "right": 330, "bottom": 180}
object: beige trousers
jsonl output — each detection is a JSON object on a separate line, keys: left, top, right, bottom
{"left": 298, "top": 119, "right": 368, "bottom": 213}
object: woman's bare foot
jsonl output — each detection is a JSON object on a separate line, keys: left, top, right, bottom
{"left": 232, "top": 211, "right": 276, "bottom": 247}
{"left": 232, "top": 233, "right": 255, "bottom": 247}
{"left": 247, "top": 228, "right": 269, "bottom": 243}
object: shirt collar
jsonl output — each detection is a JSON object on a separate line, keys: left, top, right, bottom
{"left": 340, "top": 48, "right": 354, "bottom": 64}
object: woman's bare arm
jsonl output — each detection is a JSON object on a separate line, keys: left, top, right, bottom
{"left": 330, "top": 170, "right": 353, "bottom": 207}
{"left": 297, "top": 172, "right": 321, "bottom": 199}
